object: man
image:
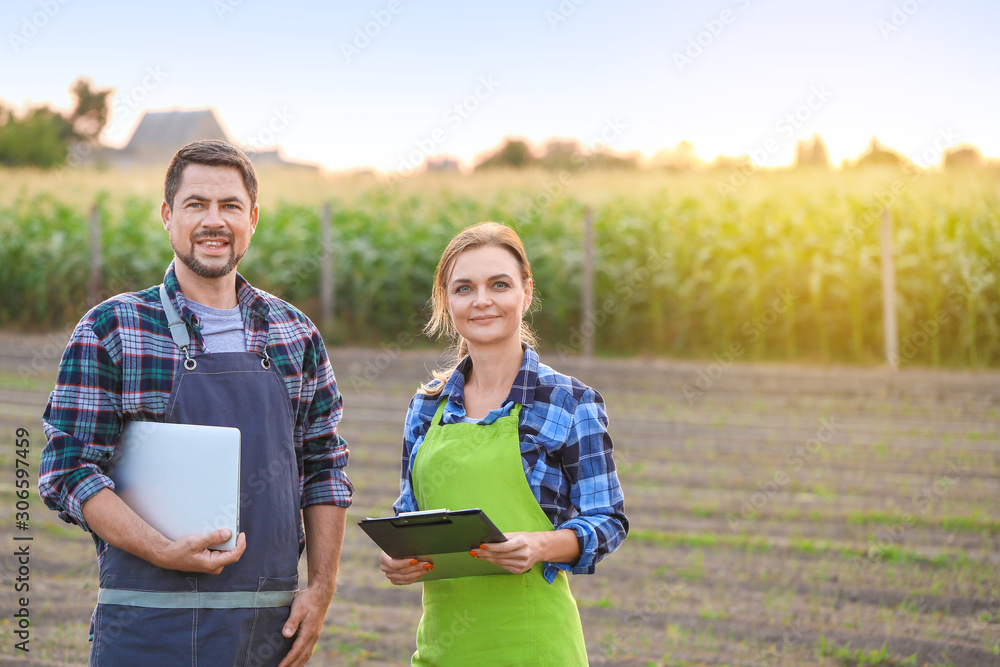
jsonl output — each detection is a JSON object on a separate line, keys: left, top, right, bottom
{"left": 39, "top": 140, "right": 352, "bottom": 666}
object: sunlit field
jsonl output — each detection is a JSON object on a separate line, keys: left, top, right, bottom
{"left": 1, "top": 166, "right": 998, "bottom": 367}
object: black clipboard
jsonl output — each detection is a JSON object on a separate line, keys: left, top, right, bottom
{"left": 358, "top": 508, "right": 509, "bottom": 581}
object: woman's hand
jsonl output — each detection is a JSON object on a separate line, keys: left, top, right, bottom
{"left": 472, "top": 532, "right": 541, "bottom": 573}
{"left": 472, "top": 529, "right": 581, "bottom": 574}
{"left": 379, "top": 551, "right": 432, "bottom": 585}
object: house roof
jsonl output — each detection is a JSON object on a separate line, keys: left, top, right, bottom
{"left": 123, "top": 109, "right": 232, "bottom": 155}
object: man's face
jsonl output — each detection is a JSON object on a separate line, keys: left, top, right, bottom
{"left": 161, "top": 163, "right": 258, "bottom": 280}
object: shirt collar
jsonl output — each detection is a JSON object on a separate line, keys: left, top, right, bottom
{"left": 441, "top": 344, "right": 539, "bottom": 409}
{"left": 162, "top": 260, "right": 270, "bottom": 325}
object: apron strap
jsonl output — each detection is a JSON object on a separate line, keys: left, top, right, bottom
{"left": 97, "top": 587, "right": 296, "bottom": 609}
{"left": 159, "top": 284, "right": 197, "bottom": 369}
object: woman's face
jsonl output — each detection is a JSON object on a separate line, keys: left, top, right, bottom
{"left": 446, "top": 244, "right": 532, "bottom": 350}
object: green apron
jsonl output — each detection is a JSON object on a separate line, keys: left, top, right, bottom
{"left": 411, "top": 401, "right": 588, "bottom": 666}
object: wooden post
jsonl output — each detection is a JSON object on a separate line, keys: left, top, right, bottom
{"left": 582, "top": 206, "right": 595, "bottom": 359}
{"left": 880, "top": 207, "right": 898, "bottom": 369}
{"left": 88, "top": 201, "right": 101, "bottom": 305}
{"left": 320, "top": 202, "right": 335, "bottom": 331}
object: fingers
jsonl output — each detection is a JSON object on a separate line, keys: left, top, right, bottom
{"left": 474, "top": 535, "right": 533, "bottom": 574}
{"left": 282, "top": 600, "right": 305, "bottom": 640}
{"left": 275, "top": 601, "right": 314, "bottom": 667}
{"left": 379, "top": 552, "right": 430, "bottom": 585}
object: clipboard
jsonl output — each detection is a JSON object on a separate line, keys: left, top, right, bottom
{"left": 358, "top": 508, "right": 509, "bottom": 581}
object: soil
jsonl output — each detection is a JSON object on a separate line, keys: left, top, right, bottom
{"left": 0, "top": 333, "right": 997, "bottom": 666}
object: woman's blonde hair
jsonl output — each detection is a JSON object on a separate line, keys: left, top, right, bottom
{"left": 420, "top": 222, "right": 537, "bottom": 395}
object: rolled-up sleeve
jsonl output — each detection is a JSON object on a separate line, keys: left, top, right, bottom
{"left": 39, "top": 319, "right": 122, "bottom": 532}
{"left": 298, "top": 331, "right": 354, "bottom": 508}
{"left": 545, "top": 388, "right": 628, "bottom": 582}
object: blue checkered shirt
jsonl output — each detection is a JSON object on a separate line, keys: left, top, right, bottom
{"left": 393, "top": 346, "right": 628, "bottom": 583}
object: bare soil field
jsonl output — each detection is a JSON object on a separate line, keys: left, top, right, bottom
{"left": 0, "top": 332, "right": 997, "bottom": 666}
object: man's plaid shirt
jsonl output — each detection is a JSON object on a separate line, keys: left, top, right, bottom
{"left": 39, "top": 262, "right": 353, "bottom": 561}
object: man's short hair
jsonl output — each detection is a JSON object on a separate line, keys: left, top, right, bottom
{"left": 164, "top": 140, "right": 258, "bottom": 209}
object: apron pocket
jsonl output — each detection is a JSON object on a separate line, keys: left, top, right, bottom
{"left": 91, "top": 604, "right": 195, "bottom": 666}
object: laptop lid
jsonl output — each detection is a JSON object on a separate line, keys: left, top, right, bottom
{"left": 108, "top": 421, "right": 241, "bottom": 551}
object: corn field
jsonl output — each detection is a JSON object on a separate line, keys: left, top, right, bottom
{"left": 1, "top": 167, "right": 997, "bottom": 366}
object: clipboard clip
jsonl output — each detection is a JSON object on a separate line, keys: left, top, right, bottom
{"left": 390, "top": 515, "right": 454, "bottom": 528}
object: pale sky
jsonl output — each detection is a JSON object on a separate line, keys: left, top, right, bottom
{"left": 2, "top": 0, "right": 998, "bottom": 171}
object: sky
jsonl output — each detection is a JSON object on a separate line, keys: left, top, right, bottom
{"left": 2, "top": 0, "right": 998, "bottom": 172}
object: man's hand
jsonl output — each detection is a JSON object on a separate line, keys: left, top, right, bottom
{"left": 276, "top": 585, "right": 332, "bottom": 667}
{"left": 275, "top": 503, "right": 347, "bottom": 666}
{"left": 82, "top": 488, "right": 246, "bottom": 574}
{"left": 152, "top": 529, "right": 246, "bottom": 574}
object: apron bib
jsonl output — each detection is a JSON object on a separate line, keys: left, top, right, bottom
{"left": 90, "top": 286, "right": 301, "bottom": 667}
{"left": 411, "top": 402, "right": 588, "bottom": 666}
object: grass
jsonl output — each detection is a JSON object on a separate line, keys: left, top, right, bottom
{"left": 630, "top": 529, "right": 981, "bottom": 571}
{"left": 817, "top": 637, "right": 918, "bottom": 666}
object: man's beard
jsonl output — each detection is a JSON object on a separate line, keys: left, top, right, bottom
{"left": 172, "top": 232, "right": 246, "bottom": 279}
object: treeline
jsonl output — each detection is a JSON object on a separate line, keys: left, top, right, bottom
{"left": 0, "top": 78, "right": 109, "bottom": 168}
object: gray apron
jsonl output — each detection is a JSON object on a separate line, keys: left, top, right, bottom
{"left": 89, "top": 285, "right": 301, "bottom": 666}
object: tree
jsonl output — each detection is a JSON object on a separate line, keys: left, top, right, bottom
{"left": 943, "top": 145, "right": 983, "bottom": 170}
{"left": 537, "top": 139, "right": 582, "bottom": 171}
{"left": 794, "top": 134, "right": 831, "bottom": 169}
{"left": 475, "top": 138, "right": 535, "bottom": 170}
{"left": 69, "top": 77, "right": 111, "bottom": 141}
{"left": 0, "top": 77, "right": 111, "bottom": 168}
{"left": 0, "top": 103, "right": 76, "bottom": 167}
{"left": 850, "top": 137, "right": 911, "bottom": 170}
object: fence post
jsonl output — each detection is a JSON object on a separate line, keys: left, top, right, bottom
{"left": 320, "top": 202, "right": 335, "bottom": 332}
{"left": 881, "top": 207, "right": 898, "bottom": 369}
{"left": 88, "top": 201, "right": 101, "bottom": 306}
{"left": 582, "top": 206, "right": 595, "bottom": 359}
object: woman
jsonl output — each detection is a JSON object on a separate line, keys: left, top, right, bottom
{"left": 379, "top": 221, "right": 628, "bottom": 665}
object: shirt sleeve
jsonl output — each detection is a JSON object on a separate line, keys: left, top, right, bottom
{"left": 39, "top": 317, "right": 123, "bottom": 533}
{"left": 546, "top": 387, "right": 628, "bottom": 580}
{"left": 298, "top": 328, "right": 354, "bottom": 508}
{"left": 392, "top": 394, "right": 423, "bottom": 515}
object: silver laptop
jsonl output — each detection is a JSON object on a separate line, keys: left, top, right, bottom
{"left": 108, "top": 421, "right": 241, "bottom": 551}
